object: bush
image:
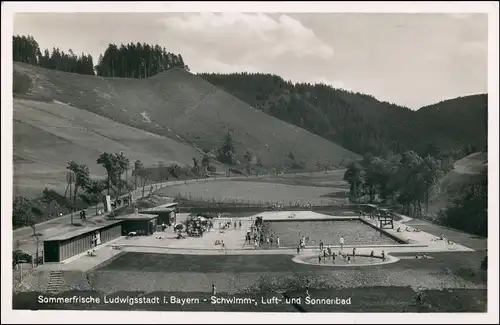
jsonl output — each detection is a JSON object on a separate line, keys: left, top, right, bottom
{"left": 289, "top": 160, "right": 306, "bottom": 171}
{"left": 229, "top": 168, "right": 245, "bottom": 175}
{"left": 481, "top": 256, "right": 487, "bottom": 271}
{"left": 13, "top": 250, "right": 32, "bottom": 267}
{"left": 13, "top": 71, "right": 32, "bottom": 95}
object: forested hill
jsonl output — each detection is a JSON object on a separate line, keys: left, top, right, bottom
{"left": 198, "top": 73, "right": 487, "bottom": 158}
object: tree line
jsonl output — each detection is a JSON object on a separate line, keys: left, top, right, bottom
{"left": 343, "top": 151, "right": 487, "bottom": 236}
{"left": 13, "top": 35, "right": 188, "bottom": 78}
{"left": 344, "top": 151, "right": 443, "bottom": 214}
{"left": 95, "top": 42, "right": 187, "bottom": 78}
{"left": 199, "top": 72, "right": 487, "bottom": 160}
{"left": 13, "top": 35, "right": 95, "bottom": 75}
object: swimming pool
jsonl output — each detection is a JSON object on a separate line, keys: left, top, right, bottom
{"left": 264, "top": 220, "right": 401, "bottom": 247}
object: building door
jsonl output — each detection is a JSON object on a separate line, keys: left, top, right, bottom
{"left": 94, "top": 231, "right": 102, "bottom": 246}
{"left": 44, "top": 242, "right": 60, "bottom": 263}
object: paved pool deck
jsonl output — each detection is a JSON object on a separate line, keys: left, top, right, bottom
{"left": 33, "top": 211, "right": 480, "bottom": 273}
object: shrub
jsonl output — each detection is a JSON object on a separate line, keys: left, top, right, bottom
{"left": 229, "top": 168, "right": 245, "bottom": 175}
{"left": 13, "top": 71, "right": 32, "bottom": 95}
{"left": 481, "top": 256, "right": 487, "bottom": 271}
{"left": 13, "top": 250, "right": 32, "bottom": 267}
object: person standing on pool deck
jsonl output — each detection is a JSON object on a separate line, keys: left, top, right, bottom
{"left": 296, "top": 246, "right": 300, "bottom": 255}
{"left": 212, "top": 284, "right": 216, "bottom": 296}
{"left": 339, "top": 236, "right": 345, "bottom": 250}
{"left": 276, "top": 236, "right": 280, "bottom": 248}
{"left": 352, "top": 247, "right": 356, "bottom": 260}
{"left": 332, "top": 252, "right": 336, "bottom": 263}
{"left": 318, "top": 255, "right": 322, "bottom": 263}
{"left": 381, "top": 250, "right": 386, "bottom": 261}
{"left": 319, "top": 240, "right": 324, "bottom": 251}
{"left": 254, "top": 240, "right": 258, "bottom": 249}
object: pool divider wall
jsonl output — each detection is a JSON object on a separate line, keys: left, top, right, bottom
{"left": 264, "top": 217, "right": 360, "bottom": 222}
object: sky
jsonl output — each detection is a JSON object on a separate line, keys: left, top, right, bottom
{"left": 13, "top": 12, "right": 488, "bottom": 109}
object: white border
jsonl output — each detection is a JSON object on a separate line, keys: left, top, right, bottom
{"left": 2, "top": 2, "right": 499, "bottom": 324}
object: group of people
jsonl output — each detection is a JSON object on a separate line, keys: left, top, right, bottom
{"left": 267, "top": 202, "right": 284, "bottom": 211}
{"left": 266, "top": 201, "right": 313, "bottom": 211}
{"left": 186, "top": 218, "right": 213, "bottom": 237}
{"left": 316, "top": 248, "right": 387, "bottom": 264}
{"left": 296, "top": 236, "right": 345, "bottom": 253}
{"left": 431, "top": 234, "right": 454, "bottom": 245}
{"left": 292, "top": 201, "right": 313, "bottom": 209}
{"left": 243, "top": 219, "right": 280, "bottom": 249}
{"left": 317, "top": 248, "right": 355, "bottom": 264}
{"left": 219, "top": 219, "right": 241, "bottom": 232}
{"left": 397, "top": 226, "right": 421, "bottom": 233}
{"left": 292, "top": 235, "right": 390, "bottom": 264}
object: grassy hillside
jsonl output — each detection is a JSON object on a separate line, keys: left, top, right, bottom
{"left": 13, "top": 98, "right": 211, "bottom": 196}
{"left": 199, "top": 73, "right": 487, "bottom": 157}
{"left": 14, "top": 62, "right": 359, "bottom": 170}
{"left": 427, "top": 152, "right": 488, "bottom": 217}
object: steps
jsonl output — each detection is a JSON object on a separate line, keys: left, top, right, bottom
{"left": 46, "top": 270, "right": 64, "bottom": 294}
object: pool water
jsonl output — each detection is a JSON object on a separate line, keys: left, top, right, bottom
{"left": 265, "top": 220, "right": 400, "bottom": 247}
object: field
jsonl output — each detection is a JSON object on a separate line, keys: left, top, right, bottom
{"left": 13, "top": 62, "right": 359, "bottom": 193}
{"left": 154, "top": 169, "right": 350, "bottom": 206}
{"left": 155, "top": 180, "right": 348, "bottom": 206}
{"left": 242, "top": 169, "right": 348, "bottom": 188}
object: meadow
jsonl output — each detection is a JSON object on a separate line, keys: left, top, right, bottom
{"left": 155, "top": 180, "right": 348, "bottom": 206}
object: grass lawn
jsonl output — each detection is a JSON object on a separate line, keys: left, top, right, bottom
{"left": 96, "top": 252, "right": 487, "bottom": 282}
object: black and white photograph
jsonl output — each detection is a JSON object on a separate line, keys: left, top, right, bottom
{"left": 2, "top": 2, "right": 499, "bottom": 323}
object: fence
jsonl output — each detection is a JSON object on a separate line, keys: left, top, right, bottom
{"left": 174, "top": 193, "right": 348, "bottom": 208}
{"left": 12, "top": 249, "right": 44, "bottom": 287}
